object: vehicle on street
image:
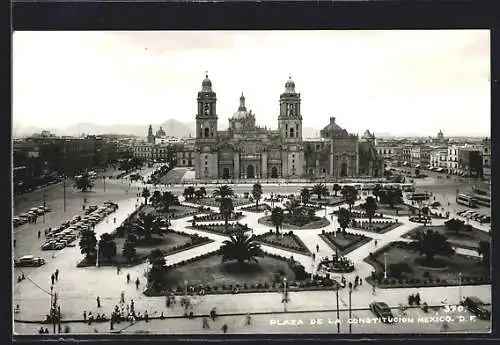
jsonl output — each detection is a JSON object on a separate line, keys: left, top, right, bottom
{"left": 14, "top": 255, "right": 46, "bottom": 267}
{"left": 456, "top": 194, "right": 478, "bottom": 208}
{"left": 369, "top": 302, "right": 394, "bottom": 323}
{"left": 461, "top": 297, "right": 491, "bottom": 320}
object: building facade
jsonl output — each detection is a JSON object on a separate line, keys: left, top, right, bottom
{"left": 192, "top": 74, "right": 382, "bottom": 180}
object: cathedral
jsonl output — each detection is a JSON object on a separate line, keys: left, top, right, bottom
{"left": 194, "top": 74, "right": 383, "bottom": 180}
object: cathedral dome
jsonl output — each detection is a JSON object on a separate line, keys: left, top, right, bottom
{"left": 284, "top": 75, "right": 295, "bottom": 93}
{"left": 232, "top": 92, "right": 248, "bottom": 119}
{"left": 201, "top": 72, "right": 213, "bottom": 92}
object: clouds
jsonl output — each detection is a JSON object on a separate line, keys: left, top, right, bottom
{"left": 12, "top": 30, "right": 490, "bottom": 136}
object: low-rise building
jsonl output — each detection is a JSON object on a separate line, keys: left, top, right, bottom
{"left": 458, "top": 148, "right": 483, "bottom": 178}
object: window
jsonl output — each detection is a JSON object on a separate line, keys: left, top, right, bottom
{"left": 316, "top": 144, "right": 320, "bottom": 150}
{"left": 205, "top": 155, "right": 208, "bottom": 159}
{"left": 292, "top": 160, "right": 295, "bottom": 163}
{"left": 205, "top": 161, "right": 208, "bottom": 165}
{"left": 204, "top": 128, "right": 210, "bottom": 138}
{"left": 292, "top": 154, "right": 295, "bottom": 158}
{"left": 290, "top": 128, "right": 294, "bottom": 138}
{"left": 183, "top": 160, "right": 186, "bottom": 165}
{"left": 322, "top": 168, "right": 326, "bottom": 174}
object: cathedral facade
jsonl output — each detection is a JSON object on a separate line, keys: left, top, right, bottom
{"left": 194, "top": 74, "right": 383, "bottom": 180}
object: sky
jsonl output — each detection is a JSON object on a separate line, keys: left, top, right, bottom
{"left": 12, "top": 30, "right": 490, "bottom": 136}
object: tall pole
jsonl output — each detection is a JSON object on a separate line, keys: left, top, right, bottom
{"left": 103, "top": 175, "right": 106, "bottom": 192}
{"left": 384, "top": 253, "right": 387, "bottom": 279}
{"left": 43, "top": 192, "right": 46, "bottom": 223}
{"left": 458, "top": 272, "right": 463, "bottom": 304}
{"left": 184, "top": 280, "right": 188, "bottom": 298}
{"left": 335, "top": 286, "right": 340, "bottom": 334}
{"left": 283, "top": 277, "right": 288, "bottom": 312}
{"left": 348, "top": 286, "right": 352, "bottom": 333}
{"left": 96, "top": 239, "right": 99, "bottom": 267}
{"left": 310, "top": 255, "right": 314, "bottom": 282}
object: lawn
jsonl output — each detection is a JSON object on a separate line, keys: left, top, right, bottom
{"left": 307, "top": 195, "right": 345, "bottom": 206}
{"left": 191, "top": 212, "right": 244, "bottom": 223}
{"left": 153, "top": 254, "right": 300, "bottom": 290}
{"left": 350, "top": 219, "right": 402, "bottom": 234}
{"left": 141, "top": 204, "right": 208, "bottom": 220}
{"left": 189, "top": 197, "right": 254, "bottom": 208}
{"left": 320, "top": 231, "right": 371, "bottom": 255}
{"left": 365, "top": 242, "right": 490, "bottom": 288}
{"left": 240, "top": 204, "right": 272, "bottom": 213}
{"left": 188, "top": 222, "right": 250, "bottom": 237}
{"left": 258, "top": 215, "right": 330, "bottom": 230}
{"left": 403, "top": 225, "right": 490, "bottom": 251}
{"left": 255, "top": 231, "right": 311, "bottom": 255}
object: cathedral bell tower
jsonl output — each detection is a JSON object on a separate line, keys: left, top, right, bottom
{"left": 278, "top": 75, "right": 304, "bottom": 178}
{"left": 195, "top": 72, "right": 219, "bottom": 179}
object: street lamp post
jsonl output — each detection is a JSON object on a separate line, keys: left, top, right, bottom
{"left": 96, "top": 240, "right": 99, "bottom": 267}
{"left": 348, "top": 285, "right": 353, "bottom": 333}
{"left": 384, "top": 253, "right": 387, "bottom": 280}
{"left": 43, "top": 192, "right": 46, "bottom": 223}
{"left": 103, "top": 175, "right": 106, "bottom": 192}
{"left": 335, "top": 286, "right": 340, "bottom": 334}
{"left": 184, "top": 280, "right": 188, "bottom": 297}
{"left": 458, "top": 272, "right": 463, "bottom": 304}
{"left": 310, "top": 254, "right": 315, "bottom": 282}
{"left": 283, "top": 277, "right": 288, "bottom": 312}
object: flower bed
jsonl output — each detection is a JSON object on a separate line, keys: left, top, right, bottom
{"left": 350, "top": 219, "right": 401, "bottom": 234}
{"left": 319, "top": 230, "right": 371, "bottom": 256}
{"left": 191, "top": 212, "right": 244, "bottom": 223}
{"left": 188, "top": 222, "right": 251, "bottom": 237}
{"left": 189, "top": 197, "right": 254, "bottom": 208}
{"left": 144, "top": 250, "right": 339, "bottom": 296}
{"left": 254, "top": 230, "right": 311, "bottom": 255}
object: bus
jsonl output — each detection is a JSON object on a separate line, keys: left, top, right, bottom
{"left": 456, "top": 194, "right": 478, "bottom": 208}
{"left": 408, "top": 192, "right": 430, "bottom": 201}
{"left": 401, "top": 184, "right": 415, "bottom": 192}
{"left": 471, "top": 194, "right": 490, "bottom": 207}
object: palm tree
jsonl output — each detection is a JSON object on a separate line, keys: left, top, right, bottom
{"left": 219, "top": 197, "right": 234, "bottom": 230}
{"left": 213, "top": 185, "right": 234, "bottom": 199}
{"left": 300, "top": 188, "right": 311, "bottom": 204}
{"left": 312, "top": 183, "right": 328, "bottom": 200}
{"left": 372, "top": 185, "right": 383, "bottom": 202}
{"left": 341, "top": 185, "right": 358, "bottom": 212}
{"left": 337, "top": 207, "right": 351, "bottom": 233}
{"left": 332, "top": 184, "right": 341, "bottom": 196}
{"left": 478, "top": 241, "right": 490, "bottom": 267}
{"left": 252, "top": 183, "right": 263, "bottom": 210}
{"left": 150, "top": 190, "right": 163, "bottom": 209}
{"left": 271, "top": 206, "right": 284, "bottom": 235}
{"left": 134, "top": 212, "right": 155, "bottom": 241}
{"left": 141, "top": 188, "right": 151, "bottom": 205}
{"left": 98, "top": 233, "right": 117, "bottom": 262}
{"left": 79, "top": 229, "right": 97, "bottom": 262}
{"left": 74, "top": 176, "right": 94, "bottom": 192}
{"left": 198, "top": 187, "right": 207, "bottom": 198}
{"left": 122, "top": 239, "right": 137, "bottom": 263}
{"left": 183, "top": 186, "right": 195, "bottom": 200}
{"left": 361, "top": 196, "right": 377, "bottom": 224}
{"left": 219, "top": 232, "right": 264, "bottom": 264}
{"left": 148, "top": 249, "right": 166, "bottom": 283}
{"left": 408, "top": 229, "right": 454, "bottom": 263}
{"left": 160, "top": 191, "right": 177, "bottom": 213}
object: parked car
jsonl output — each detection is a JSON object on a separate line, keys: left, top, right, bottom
{"left": 54, "top": 242, "right": 66, "bottom": 250}
{"left": 461, "top": 297, "right": 491, "bottom": 320}
{"left": 14, "top": 255, "right": 46, "bottom": 267}
{"left": 41, "top": 241, "right": 56, "bottom": 250}
{"left": 369, "top": 302, "right": 394, "bottom": 322}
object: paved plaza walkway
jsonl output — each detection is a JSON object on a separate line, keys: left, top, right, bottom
{"left": 13, "top": 174, "right": 491, "bottom": 331}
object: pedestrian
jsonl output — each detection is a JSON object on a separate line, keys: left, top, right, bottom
{"left": 316, "top": 244, "right": 319, "bottom": 253}
{"left": 221, "top": 324, "right": 228, "bottom": 333}
{"left": 121, "top": 291, "right": 125, "bottom": 304}
{"left": 110, "top": 320, "right": 114, "bottom": 331}
{"left": 117, "top": 266, "right": 121, "bottom": 275}
{"left": 359, "top": 278, "right": 362, "bottom": 286}
{"left": 202, "top": 316, "right": 210, "bottom": 329}
{"left": 374, "top": 240, "right": 378, "bottom": 247}
{"left": 97, "top": 296, "right": 101, "bottom": 308}
{"left": 38, "top": 230, "right": 41, "bottom": 238}
{"left": 83, "top": 310, "right": 87, "bottom": 321}
{"left": 246, "top": 313, "right": 252, "bottom": 325}
{"left": 126, "top": 273, "right": 131, "bottom": 284}
{"left": 55, "top": 269, "right": 59, "bottom": 281}
{"left": 144, "top": 310, "right": 149, "bottom": 323}
{"left": 82, "top": 205, "right": 85, "bottom": 211}
{"left": 372, "top": 285, "right": 376, "bottom": 295}
{"left": 135, "top": 278, "right": 140, "bottom": 289}
{"left": 51, "top": 274, "right": 55, "bottom": 285}
{"left": 114, "top": 217, "right": 116, "bottom": 224}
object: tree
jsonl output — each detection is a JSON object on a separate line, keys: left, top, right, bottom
{"left": 160, "top": 191, "right": 177, "bottom": 213}
{"left": 337, "top": 207, "right": 351, "bottom": 233}
{"left": 361, "top": 196, "right": 377, "bottom": 224}
{"left": 219, "top": 197, "right": 234, "bottom": 230}
{"left": 74, "top": 176, "right": 94, "bottom": 192}
{"left": 408, "top": 229, "right": 455, "bottom": 263}
{"left": 195, "top": 187, "right": 207, "bottom": 199}
{"left": 98, "top": 233, "right": 117, "bottom": 262}
{"left": 332, "top": 184, "right": 341, "bottom": 196}
{"left": 183, "top": 186, "right": 195, "bottom": 200}
{"left": 148, "top": 249, "right": 166, "bottom": 283}
{"left": 341, "top": 185, "right": 358, "bottom": 212}
{"left": 271, "top": 206, "right": 284, "bottom": 235}
{"left": 252, "top": 183, "right": 263, "bottom": 210}
{"left": 213, "top": 185, "right": 234, "bottom": 199}
{"left": 134, "top": 212, "right": 155, "bottom": 241}
{"left": 478, "top": 241, "right": 490, "bottom": 267}
{"left": 79, "top": 229, "right": 97, "bottom": 262}
{"left": 141, "top": 188, "right": 151, "bottom": 205}
{"left": 150, "top": 190, "right": 163, "bottom": 209}
{"left": 122, "top": 239, "right": 137, "bottom": 263}
{"left": 300, "top": 188, "right": 311, "bottom": 204}
{"left": 219, "top": 232, "right": 264, "bottom": 264}
{"left": 372, "top": 185, "right": 383, "bottom": 202}
{"left": 312, "top": 183, "right": 328, "bottom": 200}
{"left": 445, "top": 218, "right": 463, "bottom": 234}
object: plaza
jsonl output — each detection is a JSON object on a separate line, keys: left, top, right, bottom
{"left": 12, "top": 165, "right": 491, "bottom": 335}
